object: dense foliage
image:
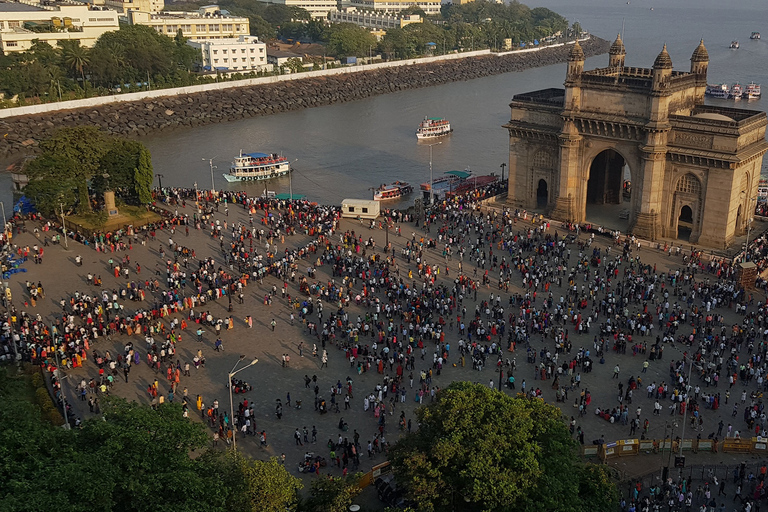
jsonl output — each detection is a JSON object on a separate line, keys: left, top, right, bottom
{"left": 23, "top": 126, "right": 154, "bottom": 215}
{"left": 0, "top": 0, "right": 571, "bottom": 101}
{"left": 388, "top": 382, "right": 618, "bottom": 512}
{"left": 0, "top": 368, "right": 303, "bottom": 512}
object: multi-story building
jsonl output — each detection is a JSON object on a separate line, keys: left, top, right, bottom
{"left": 187, "top": 35, "right": 268, "bottom": 72}
{"left": 0, "top": 1, "right": 118, "bottom": 53}
{"left": 129, "top": 5, "right": 249, "bottom": 42}
{"left": 348, "top": 0, "right": 440, "bottom": 15}
{"left": 259, "top": 0, "right": 336, "bottom": 19}
{"left": 102, "top": 0, "right": 164, "bottom": 15}
{"left": 329, "top": 9, "right": 421, "bottom": 32}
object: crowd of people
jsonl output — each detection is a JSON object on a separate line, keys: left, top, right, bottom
{"left": 3, "top": 178, "right": 768, "bottom": 511}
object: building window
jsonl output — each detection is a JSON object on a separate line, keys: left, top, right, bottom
{"left": 676, "top": 174, "right": 701, "bottom": 195}
{"left": 181, "top": 24, "right": 191, "bottom": 32}
{"left": 209, "top": 24, "right": 219, "bottom": 32}
{"left": 5, "top": 41, "right": 18, "bottom": 47}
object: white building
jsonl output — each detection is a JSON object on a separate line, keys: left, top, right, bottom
{"left": 129, "top": 5, "right": 249, "bottom": 42}
{"left": 259, "top": 0, "right": 336, "bottom": 19}
{"left": 329, "top": 9, "right": 421, "bottom": 30}
{"left": 102, "top": 0, "right": 165, "bottom": 14}
{"left": 0, "top": 2, "right": 119, "bottom": 53}
{"left": 187, "top": 35, "right": 268, "bottom": 72}
{"left": 348, "top": 0, "right": 440, "bottom": 15}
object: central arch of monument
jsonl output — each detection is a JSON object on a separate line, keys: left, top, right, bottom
{"left": 503, "top": 37, "right": 768, "bottom": 248}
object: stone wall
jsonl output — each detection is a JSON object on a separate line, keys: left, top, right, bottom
{"left": 0, "top": 37, "right": 609, "bottom": 157}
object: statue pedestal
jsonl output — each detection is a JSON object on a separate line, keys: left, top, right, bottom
{"left": 105, "top": 190, "right": 119, "bottom": 217}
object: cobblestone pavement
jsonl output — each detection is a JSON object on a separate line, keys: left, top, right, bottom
{"left": 9, "top": 196, "right": 768, "bottom": 510}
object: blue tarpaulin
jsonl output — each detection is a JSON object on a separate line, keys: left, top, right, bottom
{"left": 14, "top": 196, "right": 35, "bottom": 214}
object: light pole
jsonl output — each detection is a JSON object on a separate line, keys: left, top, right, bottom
{"left": 59, "top": 203, "right": 68, "bottom": 249}
{"left": 156, "top": 173, "right": 165, "bottom": 191}
{"left": 0, "top": 201, "right": 6, "bottom": 234}
{"left": 2, "top": 281, "right": 18, "bottom": 363}
{"left": 426, "top": 142, "right": 442, "bottom": 205}
{"left": 499, "top": 163, "right": 507, "bottom": 183}
{"left": 228, "top": 355, "right": 258, "bottom": 451}
{"left": 744, "top": 193, "right": 757, "bottom": 257}
{"left": 289, "top": 159, "right": 298, "bottom": 201}
{"left": 676, "top": 354, "right": 694, "bottom": 477}
{"left": 203, "top": 157, "right": 217, "bottom": 194}
{"left": 53, "top": 340, "right": 70, "bottom": 430}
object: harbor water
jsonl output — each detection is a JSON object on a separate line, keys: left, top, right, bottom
{"left": 5, "top": 0, "right": 768, "bottom": 208}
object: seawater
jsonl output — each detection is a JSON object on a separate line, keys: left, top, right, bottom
{"left": 3, "top": 0, "right": 766, "bottom": 208}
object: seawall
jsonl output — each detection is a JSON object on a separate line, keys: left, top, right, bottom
{"left": 0, "top": 36, "right": 609, "bottom": 157}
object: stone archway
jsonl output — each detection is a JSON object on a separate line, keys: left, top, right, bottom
{"left": 678, "top": 205, "right": 693, "bottom": 240}
{"left": 671, "top": 173, "right": 702, "bottom": 242}
{"left": 536, "top": 179, "right": 548, "bottom": 208}
{"left": 584, "top": 148, "right": 633, "bottom": 230}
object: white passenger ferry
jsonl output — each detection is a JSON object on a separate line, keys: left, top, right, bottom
{"left": 416, "top": 117, "right": 452, "bottom": 140}
{"left": 224, "top": 151, "right": 291, "bottom": 182}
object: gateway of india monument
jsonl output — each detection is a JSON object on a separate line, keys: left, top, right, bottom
{"left": 504, "top": 36, "right": 768, "bottom": 248}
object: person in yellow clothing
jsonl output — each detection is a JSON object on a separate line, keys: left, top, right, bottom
{"left": 196, "top": 395, "right": 203, "bottom": 411}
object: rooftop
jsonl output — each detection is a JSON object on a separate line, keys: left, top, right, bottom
{"left": 0, "top": 1, "right": 46, "bottom": 12}
{"left": 512, "top": 88, "right": 565, "bottom": 107}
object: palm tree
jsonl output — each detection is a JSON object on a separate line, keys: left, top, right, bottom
{"left": 58, "top": 40, "right": 90, "bottom": 86}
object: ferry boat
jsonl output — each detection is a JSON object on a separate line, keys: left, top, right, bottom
{"left": 751, "top": 32, "right": 761, "bottom": 40}
{"left": 373, "top": 181, "right": 413, "bottom": 201}
{"left": 730, "top": 41, "right": 740, "bottom": 49}
{"left": 730, "top": 83, "right": 743, "bottom": 99}
{"left": 224, "top": 151, "right": 291, "bottom": 182}
{"left": 744, "top": 82, "right": 761, "bottom": 99}
{"left": 759, "top": 179, "right": 768, "bottom": 203}
{"left": 420, "top": 175, "right": 460, "bottom": 202}
{"left": 705, "top": 83, "right": 730, "bottom": 99}
{"left": 416, "top": 117, "right": 452, "bottom": 140}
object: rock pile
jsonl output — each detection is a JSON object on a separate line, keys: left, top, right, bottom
{"left": 0, "top": 37, "right": 609, "bottom": 157}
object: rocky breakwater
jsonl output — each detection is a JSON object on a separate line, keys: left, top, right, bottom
{"left": 0, "top": 37, "right": 609, "bottom": 157}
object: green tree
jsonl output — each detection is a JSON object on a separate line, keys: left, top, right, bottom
{"left": 389, "top": 382, "right": 618, "bottom": 512}
{"left": 33, "top": 126, "right": 109, "bottom": 213}
{"left": 58, "top": 39, "right": 90, "bottom": 85}
{"left": 134, "top": 148, "right": 154, "bottom": 204}
{"left": 226, "top": 452, "right": 302, "bottom": 511}
{"left": 301, "top": 474, "right": 362, "bottom": 512}
{"left": 326, "top": 24, "right": 377, "bottom": 57}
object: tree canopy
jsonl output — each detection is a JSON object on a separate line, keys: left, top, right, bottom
{"left": 0, "top": 368, "right": 303, "bottom": 512}
{"left": 388, "top": 382, "right": 618, "bottom": 512}
{"left": 24, "top": 126, "right": 154, "bottom": 215}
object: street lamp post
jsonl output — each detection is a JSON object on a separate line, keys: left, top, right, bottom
{"left": 499, "top": 163, "right": 507, "bottom": 184}
{"left": 59, "top": 203, "right": 68, "bottom": 249}
{"left": 0, "top": 201, "right": 6, "bottom": 234}
{"left": 203, "top": 158, "right": 217, "bottom": 194}
{"left": 53, "top": 341, "right": 70, "bottom": 429}
{"left": 426, "top": 142, "right": 442, "bottom": 205}
{"left": 156, "top": 173, "right": 165, "bottom": 191}
{"left": 676, "top": 354, "right": 694, "bottom": 478}
{"left": 2, "top": 281, "right": 18, "bottom": 363}
{"left": 228, "top": 356, "right": 258, "bottom": 452}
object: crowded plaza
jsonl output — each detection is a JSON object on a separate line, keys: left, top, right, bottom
{"left": 2, "top": 180, "right": 768, "bottom": 512}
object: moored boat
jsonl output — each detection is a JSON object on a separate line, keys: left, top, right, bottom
{"left": 751, "top": 32, "right": 761, "bottom": 40}
{"left": 420, "top": 175, "right": 460, "bottom": 201}
{"left": 373, "top": 181, "right": 413, "bottom": 201}
{"left": 224, "top": 151, "right": 291, "bottom": 182}
{"left": 730, "top": 83, "right": 743, "bottom": 99}
{"left": 730, "top": 41, "right": 740, "bottom": 49}
{"left": 705, "top": 83, "right": 730, "bottom": 99}
{"left": 744, "top": 82, "right": 761, "bottom": 99}
{"left": 416, "top": 117, "right": 452, "bottom": 140}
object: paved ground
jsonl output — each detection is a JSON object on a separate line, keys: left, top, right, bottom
{"left": 9, "top": 195, "right": 768, "bottom": 510}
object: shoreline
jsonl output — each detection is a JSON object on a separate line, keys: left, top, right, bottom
{"left": 0, "top": 36, "right": 609, "bottom": 158}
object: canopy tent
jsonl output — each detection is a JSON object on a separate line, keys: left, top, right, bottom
{"left": 444, "top": 170, "right": 472, "bottom": 179}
